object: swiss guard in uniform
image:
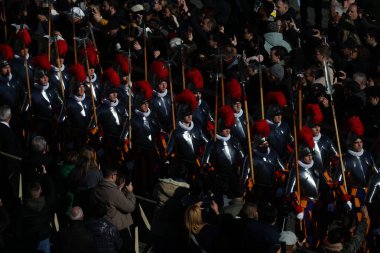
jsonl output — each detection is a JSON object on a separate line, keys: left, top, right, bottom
{"left": 166, "top": 89, "right": 208, "bottom": 181}
{"left": 81, "top": 42, "right": 102, "bottom": 104}
{"left": 202, "top": 105, "right": 245, "bottom": 203}
{"left": 65, "top": 63, "right": 93, "bottom": 150}
{"left": 266, "top": 91, "right": 294, "bottom": 163}
{"left": 187, "top": 67, "right": 214, "bottom": 136}
{"left": 49, "top": 37, "right": 71, "bottom": 97}
{"left": 149, "top": 60, "right": 172, "bottom": 133}
{"left": 226, "top": 78, "right": 253, "bottom": 151}
{"left": 131, "top": 80, "right": 161, "bottom": 195}
{"left": 96, "top": 68, "right": 128, "bottom": 163}
{"left": 242, "top": 119, "right": 286, "bottom": 204}
{"left": 334, "top": 116, "right": 378, "bottom": 222}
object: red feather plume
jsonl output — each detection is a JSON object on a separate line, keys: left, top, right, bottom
{"left": 266, "top": 91, "right": 286, "bottom": 108}
{"left": 32, "top": 54, "right": 51, "bottom": 70}
{"left": 17, "top": 28, "right": 32, "bottom": 46}
{"left": 226, "top": 78, "right": 242, "bottom": 100}
{"left": 102, "top": 67, "right": 121, "bottom": 87}
{"left": 56, "top": 40, "right": 68, "bottom": 57}
{"left": 69, "top": 63, "right": 87, "bottom": 83}
{"left": 306, "top": 104, "right": 323, "bottom": 125}
{"left": 0, "top": 44, "right": 14, "bottom": 61}
{"left": 80, "top": 42, "right": 99, "bottom": 66}
{"left": 298, "top": 126, "right": 315, "bottom": 149}
{"left": 346, "top": 116, "right": 364, "bottom": 137}
{"left": 150, "top": 61, "right": 169, "bottom": 80}
{"left": 219, "top": 105, "right": 235, "bottom": 128}
{"left": 186, "top": 68, "right": 204, "bottom": 90}
{"left": 175, "top": 89, "right": 197, "bottom": 112}
{"left": 252, "top": 119, "right": 270, "bottom": 138}
{"left": 133, "top": 80, "right": 153, "bottom": 101}
{"left": 115, "top": 54, "right": 131, "bottom": 74}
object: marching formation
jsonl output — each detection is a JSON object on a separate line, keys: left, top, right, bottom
{"left": 0, "top": 0, "right": 379, "bottom": 252}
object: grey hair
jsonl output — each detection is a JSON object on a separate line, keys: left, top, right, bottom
{"left": 69, "top": 206, "right": 84, "bottom": 221}
{"left": 31, "top": 136, "right": 47, "bottom": 153}
{"left": 0, "top": 105, "right": 11, "bottom": 122}
{"left": 353, "top": 72, "right": 367, "bottom": 86}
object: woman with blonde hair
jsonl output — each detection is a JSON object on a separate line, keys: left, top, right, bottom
{"left": 184, "top": 203, "right": 220, "bottom": 252}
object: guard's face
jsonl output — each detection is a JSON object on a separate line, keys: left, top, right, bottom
{"left": 302, "top": 153, "right": 313, "bottom": 164}
{"left": 272, "top": 115, "right": 282, "bottom": 124}
{"left": 232, "top": 102, "right": 242, "bottom": 113}
{"left": 108, "top": 91, "right": 118, "bottom": 102}
{"left": 183, "top": 114, "right": 192, "bottom": 124}
{"left": 0, "top": 65, "right": 11, "bottom": 76}
{"left": 88, "top": 68, "right": 95, "bottom": 77}
{"left": 194, "top": 92, "right": 201, "bottom": 101}
{"left": 140, "top": 101, "right": 149, "bottom": 113}
{"left": 311, "top": 125, "right": 320, "bottom": 136}
{"left": 39, "top": 75, "right": 49, "bottom": 86}
{"left": 352, "top": 139, "right": 363, "bottom": 152}
{"left": 76, "top": 84, "right": 85, "bottom": 97}
{"left": 220, "top": 128, "right": 230, "bottom": 137}
{"left": 157, "top": 81, "right": 167, "bottom": 93}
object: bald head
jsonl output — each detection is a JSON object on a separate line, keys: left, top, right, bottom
{"left": 69, "top": 206, "right": 84, "bottom": 221}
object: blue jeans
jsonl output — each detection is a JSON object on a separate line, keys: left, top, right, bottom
{"left": 36, "top": 238, "right": 50, "bottom": 253}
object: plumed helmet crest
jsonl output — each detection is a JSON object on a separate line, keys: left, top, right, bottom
{"left": 101, "top": 67, "right": 121, "bottom": 87}
{"left": 175, "top": 89, "right": 197, "bottom": 112}
{"left": 298, "top": 126, "right": 315, "bottom": 149}
{"left": 17, "top": 28, "right": 32, "bottom": 46}
{"left": 306, "top": 104, "right": 323, "bottom": 126}
{"left": 219, "top": 105, "right": 235, "bottom": 129}
{"left": 32, "top": 54, "right": 51, "bottom": 70}
{"left": 266, "top": 91, "right": 286, "bottom": 108}
{"left": 133, "top": 80, "right": 153, "bottom": 101}
{"left": 186, "top": 68, "right": 204, "bottom": 90}
{"left": 115, "top": 53, "right": 132, "bottom": 74}
{"left": 0, "top": 44, "right": 14, "bottom": 61}
{"left": 69, "top": 63, "right": 87, "bottom": 83}
{"left": 226, "top": 78, "right": 242, "bottom": 101}
{"left": 56, "top": 39, "right": 68, "bottom": 57}
{"left": 150, "top": 61, "right": 169, "bottom": 81}
{"left": 346, "top": 116, "right": 364, "bottom": 137}
{"left": 251, "top": 119, "right": 270, "bottom": 138}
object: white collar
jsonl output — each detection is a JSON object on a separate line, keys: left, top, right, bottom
{"left": 0, "top": 121, "right": 10, "bottom": 128}
{"left": 14, "top": 53, "right": 30, "bottom": 60}
{"left": 178, "top": 120, "right": 194, "bottom": 131}
{"left": 86, "top": 73, "right": 97, "bottom": 83}
{"left": 135, "top": 108, "right": 151, "bottom": 117}
{"left": 313, "top": 133, "right": 321, "bottom": 141}
{"left": 197, "top": 99, "right": 202, "bottom": 107}
{"left": 266, "top": 119, "right": 281, "bottom": 127}
{"left": 104, "top": 98, "right": 119, "bottom": 107}
{"left": 34, "top": 82, "right": 50, "bottom": 90}
{"left": 348, "top": 149, "right": 364, "bottom": 157}
{"left": 155, "top": 89, "right": 168, "bottom": 98}
{"left": 298, "top": 160, "right": 314, "bottom": 169}
{"left": 216, "top": 134, "right": 231, "bottom": 141}
{"left": 51, "top": 64, "right": 65, "bottom": 72}
{"left": 71, "top": 93, "right": 86, "bottom": 102}
{"left": 234, "top": 109, "right": 243, "bottom": 118}
{"left": 0, "top": 73, "right": 12, "bottom": 82}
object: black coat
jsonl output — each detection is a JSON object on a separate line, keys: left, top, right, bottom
{"left": 56, "top": 220, "right": 96, "bottom": 253}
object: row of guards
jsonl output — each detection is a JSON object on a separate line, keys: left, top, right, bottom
{"left": 0, "top": 7, "right": 379, "bottom": 250}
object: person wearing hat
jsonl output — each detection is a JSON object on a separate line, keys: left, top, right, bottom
{"left": 202, "top": 105, "right": 245, "bottom": 200}
{"left": 305, "top": 104, "right": 338, "bottom": 172}
{"left": 0, "top": 44, "right": 22, "bottom": 111}
{"left": 96, "top": 68, "right": 129, "bottom": 162}
{"left": 226, "top": 78, "right": 253, "bottom": 150}
{"left": 266, "top": 91, "right": 294, "bottom": 162}
{"left": 263, "top": 21, "right": 292, "bottom": 55}
{"left": 333, "top": 116, "right": 378, "bottom": 217}
{"left": 187, "top": 67, "right": 214, "bottom": 136}
{"left": 27, "top": 54, "right": 62, "bottom": 141}
{"left": 10, "top": 26, "right": 34, "bottom": 90}
{"left": 166, "top": 89, "right": 208, "bottom": 181}
{"left": 49, "top": 37, "right": 71, "bottom": 98}
{"left": 81, "top": 43, "right": 102, "bottom": 104}
{"left": 114, "top": 53, "right": 134, "bottom": 112}
{"left": 286, "top": 126, "right": 323, "bottom": 246}
{"left": 242, "top": 119, "right": 286, "bottom": 204}
{"left": 131, "top": 80, "right": 160, "bottom": 195}
{"left": 149, "top": 60, "right": 173, "bottom": 132}
{"left": 65, "top": 63, "right": 93, "bottom": 150}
